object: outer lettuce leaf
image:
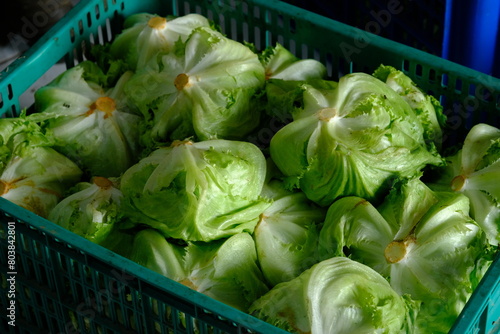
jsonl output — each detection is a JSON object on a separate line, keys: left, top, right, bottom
{"left": 254, "top": 178, "right": 325, "bottom": 286}
{"left": 109, "top": 13, "right": 210, "bottom": 70}
{"left": 318, "top": 177, "right": 492, "bottom": 333}
{"left": 373, "top": 65, "right": 447, "bottom": 150}
{"left": 429, "top": 123, "right": 500, "bottom": 245}
{"left": 260, "top": 43, "right": 326, "bottom": 81}
{"left": 48, "top": 177, "right": 123, "bottom": 244}
{"left": 182, "top": 232, "right": 269, "bottom": 312}
{"left": 249, "top": 257, "right": 419, "bottom": 334}
{"left": 262, "top": 78, "right": 338, "bottom": 125}
{"left": 0, "top": 117, "right": 82, "bottom": 218}
{"left": 129, "top": 228, "right": 187, "bottom": 281}
{"left": 270, "top": 73, "right": 444, "bottom": 206}
{"left": 125, "top": 26, "right": 265, "bottom": 143}
{"left": 120, "top": 139, "right": 270, "bottom": 242}
{"left": 32, "top": 62, "right": 142, "bottom": 178}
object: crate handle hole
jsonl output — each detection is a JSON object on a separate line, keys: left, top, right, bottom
{"left": 70, "top": 27, "right": 76, "bottom": 43}
{"left": 415, "top": 64, "right": 423, "bottom": 77}
{"left": 78, "top": 19, "right": 84, "bottom": 35}
{"left": 455, "top": 78, "right": 463, "bottom": 93}
{"left": 87, "top": 12, "right": 92, "bottom": 28}
{"left": 7, "top": 84, "right": 13, "bottom": 100}
{"left": 95, "top": 4, "right": 101, "bottom": 19}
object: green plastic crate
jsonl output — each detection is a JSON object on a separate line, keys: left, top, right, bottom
{"left": 0, "top": 0, "right": 499, "bottom": 333}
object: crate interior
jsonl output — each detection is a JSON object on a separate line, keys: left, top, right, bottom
{"left": 0, "top": 0, "right": 499, "bottom": 333}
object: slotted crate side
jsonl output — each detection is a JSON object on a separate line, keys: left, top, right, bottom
{"left": 0, "top": 0, "right": 168, "bottom": 118}
{"left": 449, "top": 253, "right": 500, "bottom": 334}
{"left": 0, "top": 198, "right": 288, "bottom": 333}
{"left": 0, "top": 0, "right": 499, "bottom": 333}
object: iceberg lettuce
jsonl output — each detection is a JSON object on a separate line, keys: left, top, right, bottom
{"left": 109, "top": 13, "right": 210, "bottom": 70}
{"left": 270, "top": 73, "right": 444, "bottom": 206}
{"left": 429, "top": 123, "right": 500, "bottom": 245}
{"left": 120, "top": 139, "right": 270, "bottom": 242}
{"left": 249, "top": 257, "right": 418, "bottom": 334}
{"left": 124, "top": 26, "right": 265, "bottom": 143}
{"left": 33, "top": 61, "right": 142, "bottom": 177}
{"left": 318, "top": 177, "right": 492, "bottom": 333}
{"left": 48, "top": 176, "right": 123, "bottom": 244}
{"left": 0, "top": 117, "right": 82, "bottom": 217}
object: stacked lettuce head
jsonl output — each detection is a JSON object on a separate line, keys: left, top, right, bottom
{"left": 33, "top": 61, "right": 142, "bottom": 178}
{"left": 125, "top": 26, "right": 266, "bottom": 144}
{"left": 270, "top": 69, "right": 444, "bottom": 207}
{"left": 318, "top": 177, "right": 492, "bottom": 333}
{"left": 120, "top": 139, "right": 270, "bottom": 242}
{"left": 429, "top": 123, "right": 500, "bottom": 246}
{"left": 0, "top": 117, "right": 82, "bottom": 218}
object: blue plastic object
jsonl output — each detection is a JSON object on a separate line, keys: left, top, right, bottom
{"left": 442, "top": 0, "right": 500, "bottom": 77}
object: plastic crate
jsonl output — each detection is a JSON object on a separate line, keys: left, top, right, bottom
{"left": 280, "top": 0, "right": 447, "bottom": 56}
{"left": 0, "top": 0, "right": 499, "bottom": 333}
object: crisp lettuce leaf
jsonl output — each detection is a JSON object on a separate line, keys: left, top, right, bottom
{"left": 260, "top": 43, "right": 327, "bottom": 81}
{"left": 120, "top": 139, "right": 270, "bottom": 241}
{"left": 32, "top": 62, "right": 143, "bottom": 177}
{"left": 373, "top": 65, "right": 447, "bottom": 150}
{"left": 48, "top": 177, "right": 123, "bottom": 244}
{"left": 270, "top": 73, "right": 444, "bottom": 206}
{"left": 249, "top": 257, "right": 419, "bottom": 334}
{"left": 318, "top": 177, "right": 493, "bottom": 333}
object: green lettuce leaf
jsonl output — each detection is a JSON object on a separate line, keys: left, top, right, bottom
{"left": 120, "top": 139, "right": 270, "bottom": 242}
{"left": 124, "top": 26, "right": 265, "bottom": 143}
{"left": 270, "top": 73, "right": 444, "bottom": 206}
{"left": 32, "top": 61, "right": 143, "bottom": 178}
{"left": 318, "top": 177, "right": 493, "bottom": 333}
{"left": 249, "top": 257, "right": 419, "bottom": 334}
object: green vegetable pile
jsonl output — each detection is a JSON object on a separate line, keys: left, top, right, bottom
{"left": 1, "top": 12, "right": 499, "bottom": 334}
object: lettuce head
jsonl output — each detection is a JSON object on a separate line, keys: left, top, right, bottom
{"left": 120, "top": 139, "right": 270, "bottom": 242}
{"left": 48, "top": 176, "right": 123, "bottom": 244}
{"left": 124, "top": 26, "right": 265, "bottom": 143}
{"left": 270, "top": 72, "right": 444, "bottom": 206}
{"left": 181, "top": 232, "right": 269, "bottom": 312}
{"left": 33, "top": 61, "right": 142, "bottom": 178}
{"left": 109, "top": 13, "right": 210, "bottom": 70}
{"left": 429, "top": 123, "right": 500, "bottom": 246}
{"left": 254, "top": 178, "right": 325, "bottom": 286}
{"left": 0, "top": 117, "right": 82, "bottom": 217}
{"left": 318, "top": 177, "right": 492, "bottom": 333}
{"left": 249, "top": 256, "right": 419, "bottom": 334}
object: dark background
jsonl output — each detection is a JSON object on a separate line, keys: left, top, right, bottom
{"left": 1, "top": 0, "right": 499, "bottom": 78}
{"left": 280, "top": 0, "right": 500, "bottom": 78}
